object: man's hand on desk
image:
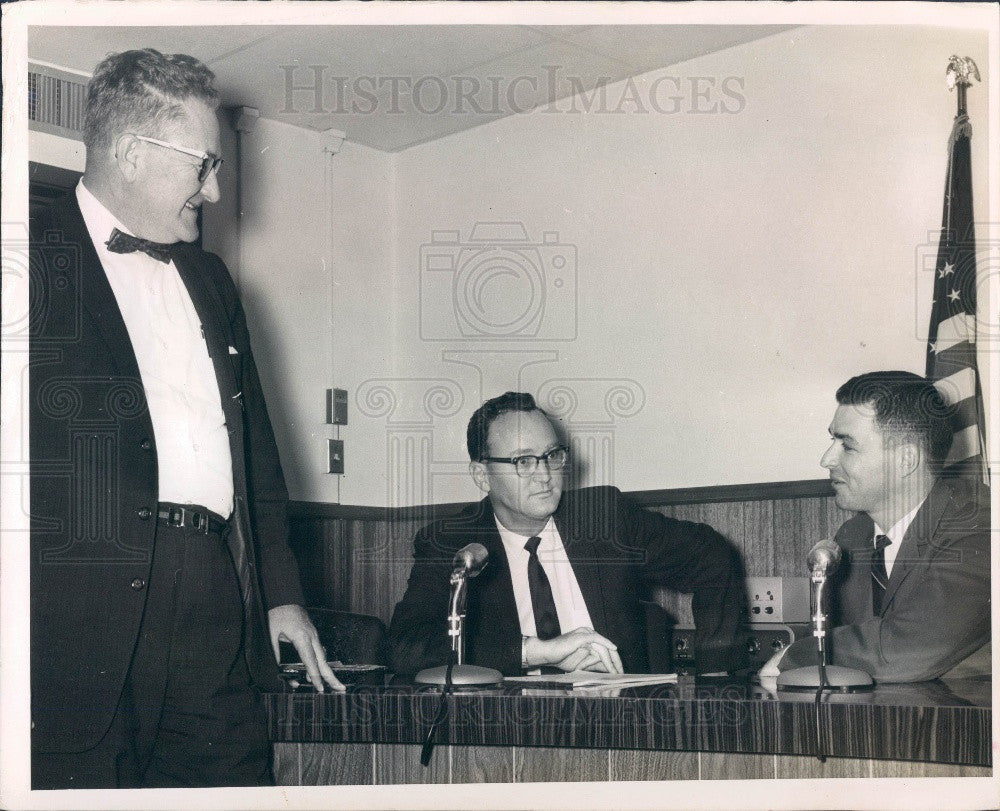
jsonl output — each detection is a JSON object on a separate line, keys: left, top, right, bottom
{"left": 524, "top": 627, "right": 624, "bottom": 674}
{"left": 268, "top": 604, "right": 346, "bottom": 692}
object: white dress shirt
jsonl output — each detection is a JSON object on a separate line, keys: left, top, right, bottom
{"left": 873, "top": 499, "right": 925, "bottom": 578}
{"left": 76, "top": 180, "right": 234, "bottom": 518}
{"left": 495, "top": 515, "right": 594, "bottom": 637}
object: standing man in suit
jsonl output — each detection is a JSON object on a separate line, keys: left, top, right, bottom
{"left": 389, "top": 392, "right": 748, "bottom": 676}
{"left": 762, "top": 371, "right": 990, "bottom": 683}
{"left": 29, "top": 49, "right": 342, "bottom": 790}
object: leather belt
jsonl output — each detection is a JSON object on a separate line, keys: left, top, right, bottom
{"left": 156, "top": 503, "right": 228, "bottom": 535}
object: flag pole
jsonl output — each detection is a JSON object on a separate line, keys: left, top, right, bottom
{"left": 929, "top": 56, "right": 987, "bottom": 483}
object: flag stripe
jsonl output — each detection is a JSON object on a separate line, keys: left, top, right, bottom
{"left": 933, "top": 341, "right": 978, "bottom": 371}
{"left": 933, "top": 367, "right": 977, "bottom": 406}
{"left": 931, "top": 313, "right": 976, "bottom": 354}
{"left": 945, "top": 424, "right": 981, "bottom": 465}
{"left": 947, "top": 395, "right": 984, "bottom": 432}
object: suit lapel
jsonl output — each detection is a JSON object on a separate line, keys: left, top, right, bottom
{"left": 171, "top": 249, "right": 239, "bottom": 400}
{"left": 52, "top": 197, "right": 142, "bottom": 380}
{"left": 170, "top": 247, "right": 265, "bottom": 621}
{"left": 554, "top": 496, "right": 608, "bottom": 635}
{"left": 882, "top": 482, "right": 949, "bottom": 610}
{"left": 170, "top": 248, "right": 248, "bottom": 472}
{"left": 474, "top": 502, "right": 520, "bottom": 628}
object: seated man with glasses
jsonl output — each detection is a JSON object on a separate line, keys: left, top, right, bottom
{"left": 389, "top": 392, "right": 748, "bottom": 676}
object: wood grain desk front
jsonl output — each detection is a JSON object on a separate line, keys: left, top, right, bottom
{"left": 267, "top": 676, "right": 992, "bottom": 784}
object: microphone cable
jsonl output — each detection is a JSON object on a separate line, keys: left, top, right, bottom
{"left": 813, "top": 576, "right": 831, "bottom": 763}
{"left": 420, "top": 660, "right": 454, "bottom": 767}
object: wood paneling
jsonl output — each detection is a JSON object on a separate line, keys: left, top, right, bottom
{"left": 374, "top": 743, "right": 447, "bottom": 784}
{"left": 288, "top": 479, "right": 836, "bottom": 518}
{"left": 289, "top": 482, "right": 849, "bottom": 628}
{"left": 775, "top": 754, "right": 872, "bottom": 778}
{"left": 513, "top": 747, "right": 609, "bottom": 782}
{"left": 300, "top": 743, "right": 373, "bottom": 785}
{"left": 700, "top": 752, "right": 775, "bottom": 780}
{"left": 609, "top": 749, "right": 698, "bottom": 781}
{"left": 870, "top": 760, "right": 992, "bottom": 778}
{"left": 450, "top": 745, "right": 514, "bottom": 783}
{"left": 270, "top": 741, "right": 994, "bottom": 784}
{"left": 267, "top": 681, "right": 991, "bottom": 767}
{"left": 272, "top": 742, "right": 300, "bottom": 785}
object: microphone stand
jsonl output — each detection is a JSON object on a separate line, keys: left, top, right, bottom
{"left": 417, "top": 568, "right": 503, "bottom": 767}
{"left": 776, "top": 567, "right": 872, "bottom": 693}
{"left": 415, "top": 569, "right": 503, "bottom": 687}
{"left": 449, "top": 568, "right": 469, "bottom": 665}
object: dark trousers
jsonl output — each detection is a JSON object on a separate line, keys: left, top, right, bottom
{"left": 32, "top": 519, "right": 271, "bottom": 789}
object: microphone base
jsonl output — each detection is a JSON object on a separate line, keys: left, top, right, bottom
{"left": 776, "top": 664, "right": 874, "bottom": 692}
{"left": 414, "top": 664, "right": 503, "bottom": 688}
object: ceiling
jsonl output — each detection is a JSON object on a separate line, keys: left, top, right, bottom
{"left": 29, "top": 24, "right": 797, "bottom": 152}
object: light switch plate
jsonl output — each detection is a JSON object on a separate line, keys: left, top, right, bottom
{"left": 327, "top": 439, "right": 345, "bottom": 474}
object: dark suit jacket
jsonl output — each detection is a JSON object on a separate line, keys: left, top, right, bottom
{"left": 389, "top": 486, "right": 748, "bottom": 675}
{"left": 779, "top": 479, "right": 991, "bottom": 682}
{"left": 29, "top": 194, "right": 303, "bottom": 753}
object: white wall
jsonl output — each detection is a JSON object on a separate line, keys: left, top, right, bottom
{"left": 374, "top": 24, "right": 991, "bottom": 506}
{"left": 235, "top": 117, "right": 396, "bottom": 503}
{"left": 27, "top": 130, "right": 85, "bottom": 172}
{"left": 233, "top": 25, "right": 990, "bottom": 506}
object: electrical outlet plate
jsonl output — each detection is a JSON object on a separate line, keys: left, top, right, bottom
{"left": 746, "top": 576, "right": 809, "bottom": 623}
{"left": 326, "top": 388, "right": 348, "bottom": 425}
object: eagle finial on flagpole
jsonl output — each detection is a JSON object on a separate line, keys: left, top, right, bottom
{"left": 946, "top": 56, "right": 980, "bottom": 90}
{"left": 946, "top": 56, "right": 979, "bottom": 120}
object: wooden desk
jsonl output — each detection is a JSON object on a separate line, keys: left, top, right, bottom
{"left": 267, "top": 677, "right": 992, "bottom": 784}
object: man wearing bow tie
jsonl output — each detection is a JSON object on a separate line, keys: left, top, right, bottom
{"left": 29, "top": 49, "right": 342, "bottom": 790}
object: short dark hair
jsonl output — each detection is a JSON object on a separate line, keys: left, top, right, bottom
{"left": 467, "top": 392, "right": 547, "bottom": 461}
{"left": 83, "top": 48, "right": 220, "bottom": 154}
{"left": 835, "top": 371, "right": 953, "bottom": 473}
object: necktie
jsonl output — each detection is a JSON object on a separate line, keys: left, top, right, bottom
{"left": 106, "top": 227, "right": 174, "bottom": 263}
{"left": 871, "top": 534, "right": 892, "bottom": 615}
{"left": 525, "top": 536, "right": 561, "bottom": 640}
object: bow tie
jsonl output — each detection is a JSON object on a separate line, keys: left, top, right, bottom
{"left": 106, "top": 228, "right": 174, "bottom": 263}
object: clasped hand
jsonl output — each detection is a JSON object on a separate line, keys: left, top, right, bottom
{"left": 525, "top": 627, "right": 624, "bottom": 674}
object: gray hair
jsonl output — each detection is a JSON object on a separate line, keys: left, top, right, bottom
{"left": 83, "top": 48, "right": 219, "bottom": 154}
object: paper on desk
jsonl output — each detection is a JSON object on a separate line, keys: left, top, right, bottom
{"left": 504, "top": 671, "right": 678, "bottom": 688}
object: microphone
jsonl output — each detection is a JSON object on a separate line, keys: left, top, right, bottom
{"left": 451, "top": 543, "right": 489, "bottom": 578}
{"left": 415, "top": 542, "right": 502, "bottom": 688}
{"left": 805, "top": 539, "right": 842, "bottom": 649}
{"left": 807, "top": 539, "right": 842, "bottom": 577}
{"left": 775, "top": 537, "right": 872, "bottom": 692}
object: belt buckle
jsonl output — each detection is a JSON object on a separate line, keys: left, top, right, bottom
{"left": 167, "top": 506, "right": 185, "bottom": 528}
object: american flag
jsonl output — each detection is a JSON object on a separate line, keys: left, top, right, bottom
{"left": 925, "top": 75, "right": 988, "bottom": 482}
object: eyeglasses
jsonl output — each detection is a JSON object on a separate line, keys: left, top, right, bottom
{"left": 480, "top": 445, "right": 570, "bottom": 478}
{"left": 132, "top": 134, "right": 224, "bottom": 184}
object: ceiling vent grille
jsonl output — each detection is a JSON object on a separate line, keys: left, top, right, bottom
{"left": 29, "top": 65, "right": 87, "bottom": 141}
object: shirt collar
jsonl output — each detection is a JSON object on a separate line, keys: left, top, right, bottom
{"left": 76, "top": 178, "right": 136, "bottom": 246}
{"left": 873, "top": 497, "right": 925, "bottom": 547}
{"left": 495, "top": 515, "right": 558, "bottom": 557}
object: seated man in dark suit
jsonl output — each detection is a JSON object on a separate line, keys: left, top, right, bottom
{"left": 389, "top": 392, "right": 748, "bottom": 676}
{"left": 762, "top": 371, "right": 990, "bottom": 682}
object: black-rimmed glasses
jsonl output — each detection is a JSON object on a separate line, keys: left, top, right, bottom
{"left": 132, "top": 134, "right": 224, "bottom": 183}
{"left": 480, "top": 445, "right": 570, "bottom": 478}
